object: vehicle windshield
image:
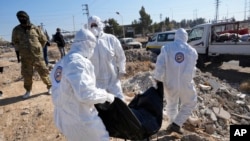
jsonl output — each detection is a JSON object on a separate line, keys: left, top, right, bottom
{"left": 126, "top": 38, "right": 133, "bottom": 43}
{"left": 188, "top": 27, "right": 204, "bottom": 42}
{"left": 148, "top": 34, "right": 157, "bottom": 42}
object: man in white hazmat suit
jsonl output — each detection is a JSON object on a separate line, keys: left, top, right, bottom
{"left": 88, "top": 15, "right": 126, "bottom": 100}
{"left": 50, "top": 28, "right": 115, "bottom": 141}
{"left": 153, "top": 28, "right": 198, "bottom": 134}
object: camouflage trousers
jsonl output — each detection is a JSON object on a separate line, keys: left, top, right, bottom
{"left": 21, "top": 58, "right": 51, "bottom": 92}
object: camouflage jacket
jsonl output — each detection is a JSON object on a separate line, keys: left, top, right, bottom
{"left": 12, "top": 24, "right": 47, "bottom": 60}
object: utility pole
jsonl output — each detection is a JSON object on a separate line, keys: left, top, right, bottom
{"left": 245, "top": 0, "right": 247, "bottom": 20}
{"left": 249, "top": 0, "right": 250, "bottom": 20}
{"left": 160, "top": 14, "right": 163, "bottom": 32}
{"left": 40, "top": 22, "right": 45, "bottom": 31}
{"left": 40, "top": 22, "right": 50, "bottom": 39}
{"left": 160, "top": 13, "right": 162, "bottom": 22}
{"left": 82, "top": 4, "right": 89, "bottom": 24}
{"left": 73, "top": 16, "right": 75, "bottom": 32}
{"left": 116, "top": 12, "right": 125, "bottom": 38}
{"left": 193, "top": 9, "right": 198, "bottom": 20}
{"left": 215, "top": 0, "right": 220, "bottom": 23}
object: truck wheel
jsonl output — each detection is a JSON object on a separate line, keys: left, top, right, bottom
{"left": 239, "top": 58, "right": 250, "bottom": 67}
{"left": 211, "top": 56, "right": 223, "bottom": 67}
{"left": 211, "top": 61, "right": 223, "bottom": 67}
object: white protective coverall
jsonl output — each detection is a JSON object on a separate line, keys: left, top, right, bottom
{"left": 88, "top": 15, "right": 126, "bottom": 100}
{"left": 153, "top": 28, "right": 198, "bottom": 127}
{"left": 50, "top": 29, "right": 114, "bottom": 141}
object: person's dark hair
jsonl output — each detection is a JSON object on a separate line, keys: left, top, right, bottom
{"left": 56, "top": 28, "right": 61, "bottom": 32}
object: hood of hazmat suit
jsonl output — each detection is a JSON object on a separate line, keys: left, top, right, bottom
{"left": 70, "top": 28, "right": 96, "bottom": 59}
{"left": 153, "top": 28, "right": 198, "bottom": 127}
{"left": 174, "top": 28, "right": 188, "bottom": 42}
{"left": 87, "top": 15, "right": 126, "bottom": 100}
{"left": 88, "top": 15, "right": 104, "bottom": 37}
{"left": 50, "top": 29, "right": 111, "bottom": 141}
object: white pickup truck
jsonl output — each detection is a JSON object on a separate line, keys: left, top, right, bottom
{"left": 188, "top": 20, "right": 250, "bottom": 68}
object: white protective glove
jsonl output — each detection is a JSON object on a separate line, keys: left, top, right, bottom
{"left": 106, "top": 93, "right": 115, "bottom": 103}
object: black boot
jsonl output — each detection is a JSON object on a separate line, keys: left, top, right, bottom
{"left": 166, "top": 122, "right": 183, "bottom": 135}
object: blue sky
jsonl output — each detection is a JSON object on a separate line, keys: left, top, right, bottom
{"left": 0, "top": 0, "right": 247, "bottom": 41}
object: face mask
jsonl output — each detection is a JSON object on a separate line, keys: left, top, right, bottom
{"left": 90, "top": 27, "right": 99, "bottom": 37}
{"left": 18, "top": 17, "right": 29, "bottom": 25}
{"left": 19, "top": 19, "right": 28, "bottom": 24}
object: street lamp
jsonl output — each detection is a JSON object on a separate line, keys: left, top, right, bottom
{"left": 116, "top": 12, "right": 125, "bottom": 38}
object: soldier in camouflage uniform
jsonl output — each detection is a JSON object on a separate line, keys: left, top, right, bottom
{"left": 11, "top": 11, "right": 52, "bottom": 99}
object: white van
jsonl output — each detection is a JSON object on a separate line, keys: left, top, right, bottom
{"left": 146, "top": 30, "right": 176, "bottom": 54}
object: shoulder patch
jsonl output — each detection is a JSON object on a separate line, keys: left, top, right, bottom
{"left": 54, "top": 66, "right": 63, "bottom": 83}
{"left": 175, "top": 52, "right": 184, "bottom": 63}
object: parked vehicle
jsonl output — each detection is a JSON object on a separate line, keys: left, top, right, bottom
{"left": 146, "top": 30, "right": 176, "bottom": 54}
{"left": 188, "top": 20, "right": 250, "bottom": 67}
{"left": 119, "top": 38, "right": 142, "bottom": 50}
{"left": 65, "top": 39, "right": 73, "bottom": 44}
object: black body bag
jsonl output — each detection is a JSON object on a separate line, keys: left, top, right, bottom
{"left": 95, "top": 82, "right": 164, "bottom": 140}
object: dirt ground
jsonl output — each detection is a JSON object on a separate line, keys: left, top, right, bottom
{"left": 1, "top": 45, "right": 250, "bottom": 141}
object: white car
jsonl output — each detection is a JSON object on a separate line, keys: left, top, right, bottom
{"left": 119, "top": 38, "right": 142, "bottom": 50}
{"left": 146, "top": 30, "right": 176, "bottom": 54}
